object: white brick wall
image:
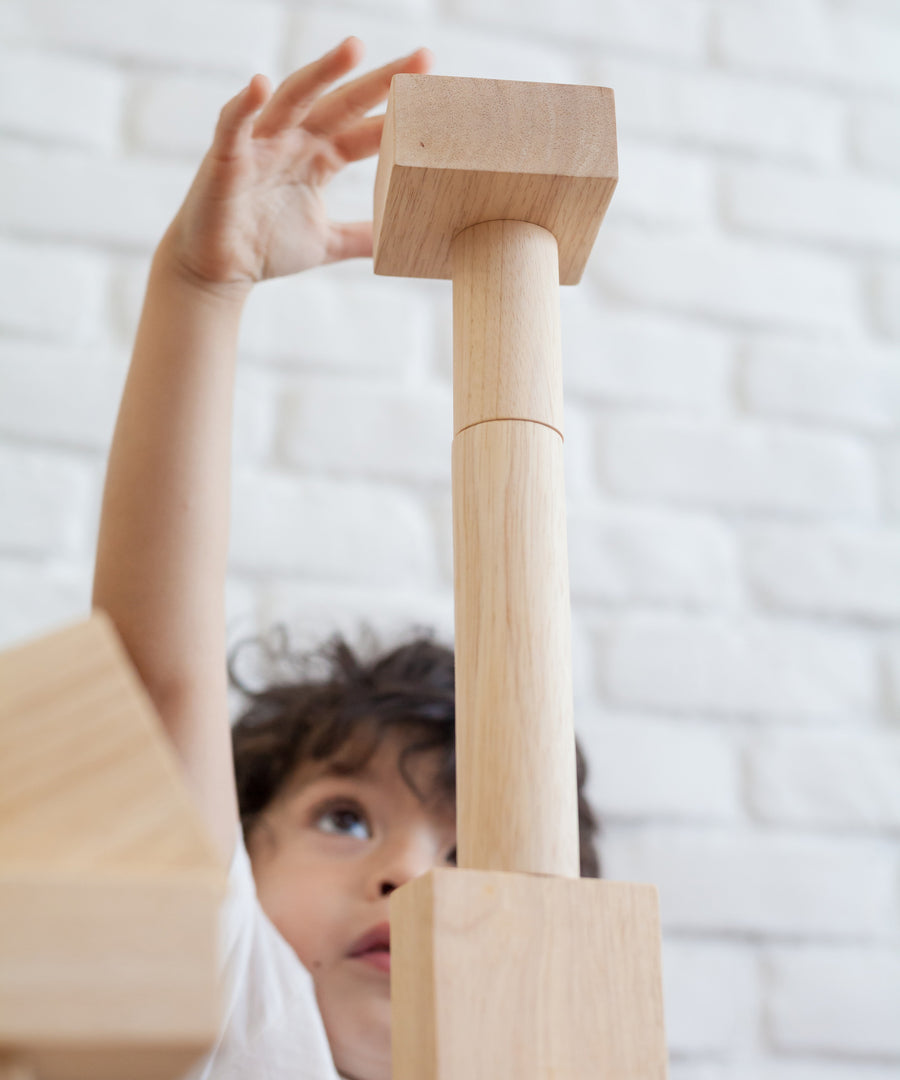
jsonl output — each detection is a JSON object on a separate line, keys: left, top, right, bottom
{"left": 747, "top": 728, "right": 900, "bottom": 829}
{"left": 590, "top": 56, "right": 844, "bottom": 167}
{"left": 567, "top": 504, "right": 742, "bottom": 608}
{"left": 601, "top": 613, "right": 878, "bottom": 720}
{"left": 0, "top": 238, "right": 108, "bottom": 340}
{"left": 1, "top": 0, "right": 898, "bottom": 1074}
{"left": 601, "top": 416, "right": 878, "bottom": 517}
{"left": 766, "top": 945, "right": 900, "bottom": 1056}
{"left": 0, "top": 45, "right": 122, "bottom": 150}
{"left": 873, "top": 261, "right": 900, "bottom": 339}
{"left": 744, "top": 523, "right": 900, "bottom": 619}
{"left": 723, "top": 162, "right": 900, "bottom": 253}
{"left": 277, "top": 378, "right": 452, "bottom": 481}
{"left": 579, "top": 711, "right": 741, "bottom": 820}
{"left": 715, "top": 0, "right": 900, "bottom": 92}
{"left": 0, "top": 444, "right": 95, "bottom": 556}
{"left": 6, "top": 0, "right": 281, "bottom": 73}
{"left": 603, "top": 826, "right": 897, "bottom": 937}
{"left": 593, "top": 228, "right": 861, "bottom": 330}
{"left": 853, "top": 97, "right": 900, "bottom": 178}
{"left": 740, "top": 335, "right": 900, "bottom": 432}
{"left": 662, "top": 939, "right": 759, "bottom": 1056}
{"left": 229, "top": 468, "right": 438, "bottom": 584}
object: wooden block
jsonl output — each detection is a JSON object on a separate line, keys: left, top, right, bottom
{"left": 0, "top": 614, "right": 226, "bottom": 1078}
{"left": 0, "top": 612, "right": 224, "bottom": 873}
{"left": 373, "top": 75, "right": 618, "bottom": 286}
{"left": 452, "top": 421, "right": 578, "bottom": 878}
{"left": 390, "top": 868, "right": 669, "bottom": 1080}
{"left": 0, "top": 869, "right": 221, "bottom": 1080}
{"left": 451, "top": 220, "right": 563, "bottom": 435}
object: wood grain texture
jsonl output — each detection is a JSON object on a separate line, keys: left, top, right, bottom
{"left": 390, "top": 868, "right": 669, "bottom": 1080}
{"left": 0, "top": 612, "right": 224, "bottom": 873}
{"left": 452, "top": 220, "right": 563, "bottom": 436}
{"left": 373, "top": 74, "right": 617, "bottom": 285}
{"left": 376, "top": 69, "right": 667, "bottom": 1080}
{"left": 452, "top": 421, "right": 579, "bottom": 878}
{"left": 0, "top": 614, "right": 225, "bottom": 1078}
{"left": 0, "top": 870, "right": 221, "bottom": 1079}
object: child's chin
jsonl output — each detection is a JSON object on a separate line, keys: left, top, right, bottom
{"left": 328, "top": 1008, "right": 392, "bottom": 1080}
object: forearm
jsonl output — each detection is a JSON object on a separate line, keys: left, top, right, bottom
{"left": 92, "top": 236, "right": 251, "bottom": 707}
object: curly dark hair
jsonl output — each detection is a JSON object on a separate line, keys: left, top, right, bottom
{"left": 228, "top": 624, "right": 602, "bottom": 878}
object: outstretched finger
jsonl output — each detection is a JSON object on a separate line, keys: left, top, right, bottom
{"left": 332, "top": 114, "right": 385, "bottom": 165}
{"left": 304, "top": 47, "right": 433, "bottom": 138}
{"left": 324, "top": 220, "right": 373, "bottom": 264}
{"left": 252, "top": 37, "right": 365, "bottom": 140}
{"left": 213, "top": 74, "right": 271, "bottom": 158}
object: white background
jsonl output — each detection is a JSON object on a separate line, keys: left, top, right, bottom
{"left": 0, "top": 1, "right": 899, "bottom": 1076}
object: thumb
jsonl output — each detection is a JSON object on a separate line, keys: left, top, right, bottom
{"left": 326, "top": 221, "right": 374, "bottom": 263}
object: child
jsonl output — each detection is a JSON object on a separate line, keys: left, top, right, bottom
{"left": 91, "top": 36, "right": 602, "bottom": 1080}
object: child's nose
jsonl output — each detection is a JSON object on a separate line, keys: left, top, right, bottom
{"left": 373, "top": 833, "right": 444, "bottom": 897}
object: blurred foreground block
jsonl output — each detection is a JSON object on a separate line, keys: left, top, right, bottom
{"left": 0, "top": 612, "right": 226, "bottom": 1080}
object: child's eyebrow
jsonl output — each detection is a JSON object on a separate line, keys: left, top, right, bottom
{"left": 318, "top": 759, "right": 375, "bottom": 781}
{"left": 289, "top": 760, "right": 376, "bottom": 794}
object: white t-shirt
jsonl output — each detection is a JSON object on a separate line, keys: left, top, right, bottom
{"left": 183, "top": 829, "right": 347, "bottom": 1080}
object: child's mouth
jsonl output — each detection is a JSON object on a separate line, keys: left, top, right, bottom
{"left": 354, "top": 947, "right": 391, "bottom": 973}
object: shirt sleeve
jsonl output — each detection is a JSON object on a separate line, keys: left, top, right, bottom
{"left": 182, "top": 827, "right": 342, "bottom": 1080}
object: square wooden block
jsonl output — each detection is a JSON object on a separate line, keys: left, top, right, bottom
{"left": 0, "top": 613, "right": 226, "bottom": 1078}
{"left": 390, "top": 868, "right": 668, "bottom": 1080}
{"left": 0, "top": 869, "right": 222, "bottom": 1080}
{"left": 373, "top": 75, "right": 618, "bottom": 286}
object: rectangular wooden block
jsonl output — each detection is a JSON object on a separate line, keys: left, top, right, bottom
{"left": 0, "top": 614, "right": 227, "bottom": 1077}
{"left": 0, "top": 612, "right": 225, "bottom": 873}
{"left": 0, "top": 869, "right": 222, "bottom": 1080}
{"left": 373, "top": 74, "right": 618, "bottom": 285}
{"left": 390, "top": 868, "right": 669, "bottom": 1080}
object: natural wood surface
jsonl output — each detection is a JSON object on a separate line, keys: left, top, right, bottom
{"left": 451, "top": 215, "right": 576, "bottom": 878}
{"left": 0, "top": 869, "right": 221, "bottom": 1080}
{"left": 391, "top": 869, "right": 669, "bottom": 1080}
{"left": 377, "top": 72, "right": 668, "bottom": 1080}
{"left": 453, "top": 419, "right": 579, "bottom": 878}
{"left": 451, "top": 220, "right": 563, "bottom": 436}
{"left": 0, "top": 612, "right": 225, "bottom": 873}
{"left": 0, "top": 614, "right": 225, "bottom": 1078}
{"left": 373, "top": 74, "right": 617, "bottom": 285}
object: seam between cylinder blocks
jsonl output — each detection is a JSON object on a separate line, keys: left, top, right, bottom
{"left": 454, "top": 416, "right": 564, "bottom": 441}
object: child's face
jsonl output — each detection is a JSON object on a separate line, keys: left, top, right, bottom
{"left": 247, "top": 730, "right": 456, "bottom": 1080}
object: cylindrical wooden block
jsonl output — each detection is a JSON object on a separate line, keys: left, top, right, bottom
{"left": 452, "top": 421, "right": 579, "bottom": 878}
{"left": 450, "top": 217, "right": 578, "bottom": 878}
{"left": 451, "top": 220, "right": 563, "bottom": 436}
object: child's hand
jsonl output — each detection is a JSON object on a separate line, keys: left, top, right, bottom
{"left": 158, "top": 37, "right": 433, "bottom": 296}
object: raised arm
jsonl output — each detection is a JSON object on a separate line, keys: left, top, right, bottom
{"left": 92, "top": 39, "right": 434, "bottom": 866}
{"left": 92, "top": 241, "right": 249, "bottom": 865}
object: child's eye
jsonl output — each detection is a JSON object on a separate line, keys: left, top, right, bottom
{"left": 314, "top": 801, "right": 371, "bottom": 840}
